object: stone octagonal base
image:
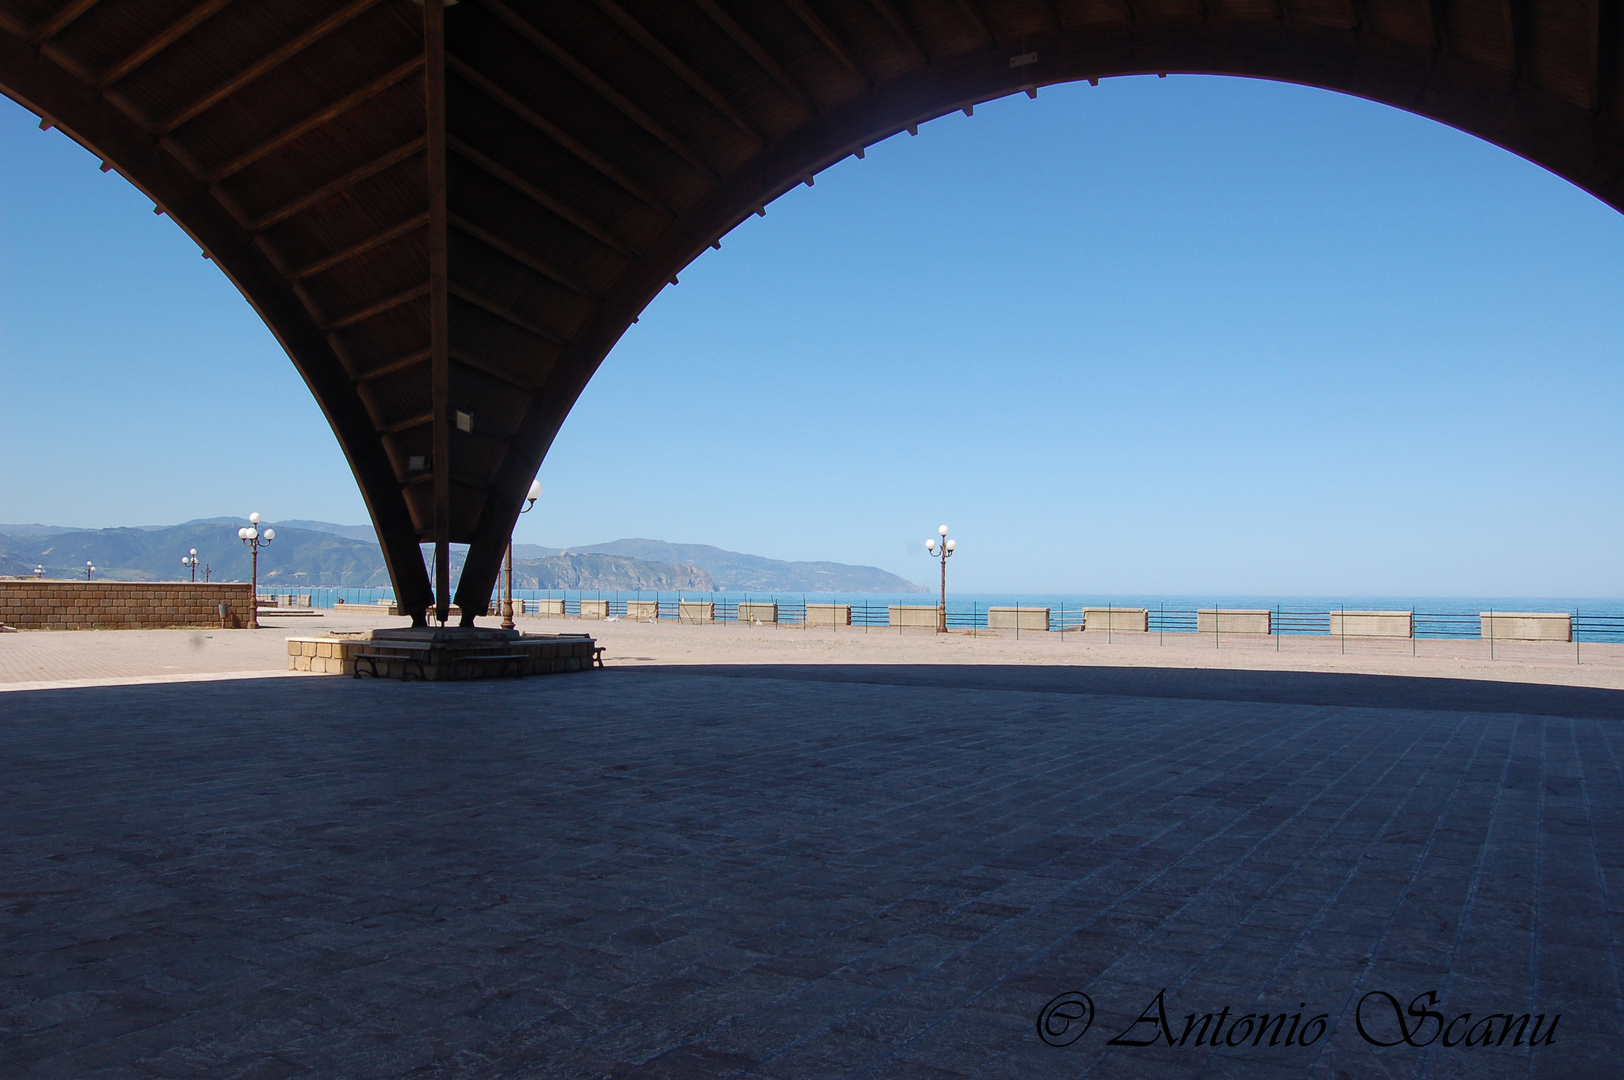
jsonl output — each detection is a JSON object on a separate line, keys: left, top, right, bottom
{"left": 286, "top": 626, "right": 597, "bottom": 679}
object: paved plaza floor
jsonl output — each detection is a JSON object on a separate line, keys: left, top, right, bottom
{"left": 3, "top": 659, "right": 1621, "bottom": 1078}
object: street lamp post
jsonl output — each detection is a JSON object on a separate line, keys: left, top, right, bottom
{"left": 182, "top": 549, "right": 200, "bottom": 582}
{"left": 501, "top": 480, "right": 543, "bottom": 630}
{"left": 925, "top": 525, "right": 956, "bottom": 633}
{"left": 33, "top": 564, "right": 43, "bottom": 578}
{"left": 85, "top": 561, "right": 95, "bottom": 580}
{"left": 238, "top": 513, "right": 275, "bottom": 629}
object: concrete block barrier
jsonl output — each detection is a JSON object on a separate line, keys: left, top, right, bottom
{"left": 889, "top": 605, "right": 939, "bottom": 628}
{"left": 807, "top": 603, "right": 850, "bottom": 627}
{"left": 1082, "top": 608, "right": 1148, "bottom": 633}
{"left": 1330, "top": 610, "right": 1413, "bottom": 638}
{"left": 988, "top": 606, "right": 1051, "bottom": 632}
{"left": 679, "top": 600, "right": 713, "bottom": 624}
{"left": 1481, "top": 612, "right": 1571, "bottom": 641}
{"left": 581, "top": 599, "right": 609, "bottom": 620}
{"left": 1198, "top": 609, "right": 1272, "bottom": 635}
{"left": 737, "top": 601, "right": 776, "bottom": 623}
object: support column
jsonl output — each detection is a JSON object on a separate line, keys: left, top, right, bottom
{"left": 424, "top": 0, "right": 450, "bottom": 627}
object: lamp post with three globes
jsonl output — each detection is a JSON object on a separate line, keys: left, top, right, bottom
{"left": 238, "top": 514, "right": 275, "bottom": 629}
{"left": 182, "top": 549, "right": 200, "bottom": 582}
{"left": 501, "top": 480, "right": 543, "bottom": 630}
{"left": 925, "top": 525, "right": 955, "bottom": 633}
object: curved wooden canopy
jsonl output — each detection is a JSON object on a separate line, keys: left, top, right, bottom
{"left": 3, "top": 0, "right": 1620, "bottom": 623}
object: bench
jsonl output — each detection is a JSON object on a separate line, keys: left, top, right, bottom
{"left": 353, "top": 648, "right": 428, "bottom": 681}
{"left": 449, "top": 653, "right": 527, "bottom": 680}
{"left": 593, "top": 646, "right": 605, "bottom": 668}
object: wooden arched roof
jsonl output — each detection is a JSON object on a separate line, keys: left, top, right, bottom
{"left": 3, "top": 0, "right": 1620, "bottom": 623}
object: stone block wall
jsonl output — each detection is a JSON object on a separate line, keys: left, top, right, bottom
{"left": 0, "top": 580, "right": 254, "bottom": 630}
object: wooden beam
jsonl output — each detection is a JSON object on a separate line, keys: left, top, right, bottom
{"left": 425, "top": 0, "right": 450, "bottom": 626}
{"left": 293, "top": 212, "right": 430, "bottom": 281}
{"left": 446, "top": 53, "right": 669, "bottom": 214}
{"left": 206, "top": 58, "right": 422, "bottom": 183}
{"left": 781, "top": 0, "right": 870, "bottom": 88}
{"left": 380, "top": 412, "right": 432, "bottom": 436}
{"left": 949, "top": 0, "right": 997, "bottom": 46}
{"left": 28, "top": 0, "right": 102, "bottom": 45}
{"left": 1599, "top": 0, "right": 1620, "bottom": 115}
{"left": 248, "top": 135, "right": 426, "bottom": 231}
{"left": 356, "top": 349, "right": 431, "bottom": 383}
{"left": 450, "top": 348, "right": 546, "bottom": 392}
{"left": 449, "top": 213, "right": 600, "bottom": 299}
{"left": 690, "top": 0, "right": 817, "bottom": 113}
{"left": 1500, "top": 0, "right": 1523, "bottom": 81}
{"left": 449, "top": 137, "right": 635, "bottom": 256}
{"left": 323, "top": 282, "right": 430, "bottom": 331}
{"left": 475, "top": 0, "right": 719, "bottom": 179}
{"left": 158, "top": 0, "right": 384, "bottom": 135}
{"left": 1427, "top": 0, "right": 1449, "bottom": 53}
{"left": 588, "top": 0, "right": 763, "bottom": 143}
{"left": 449, "top": 283, "right": 563, "bottom": 344}
{"left": 95, "top": 0, "right": 237, "bottom": 89}
{"left": 867, "top": 0, "right": 929, "bottom": 64}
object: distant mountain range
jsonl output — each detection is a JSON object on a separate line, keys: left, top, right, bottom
{"left": 0, "top": 521, "right": 923, "bottom": 593}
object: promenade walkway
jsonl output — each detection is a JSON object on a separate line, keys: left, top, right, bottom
{"left": 2, "top": 621, "right": 1621, "bottom": 1077}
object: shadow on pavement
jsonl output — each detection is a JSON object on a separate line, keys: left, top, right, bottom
{"left": 619, "top": 662, "right": 1624, "bottom": 719}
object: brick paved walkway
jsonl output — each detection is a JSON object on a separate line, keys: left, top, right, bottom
{"left": 3, "top": 666, "right": 1620, "bottom": 1078}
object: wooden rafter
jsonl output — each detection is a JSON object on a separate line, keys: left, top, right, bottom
{"left": 95, "top": 0, "right": 236, "bottom": 89}
{"left": 293, "top": 213, "right": 430, "bottom": 281}
{"left": 28, "top": 0, "right": 102, "bottom": 45}
{"left": 449, "top": 213, "right": 600, "bottom": 299}
{"left": 449, "top": 283, "right": 564, "bottom": 345}
{"left": 1427, "top": 0, "right": 1449, "bottom": 53}
{"left": 446, "top": 53, "right": 669, "bottom": 213}
{"left": 158, "top": 0, "right": 383, "bottom": 134}
{"left": 355, "top": 350, "right": 431, "bottom": 384}
{"left": 782, "top": 0, "right": 871, "bottom": 88}
{"left": 951, "top": 0, "right": 997, "bottom": 46}
{"left": 449, "top": 136, "right": 635, "bottom": 256}
{"left": 588, "top": 0, "right": 762, "bottom": 143}
{"left": 248, "top": 136, "right": 426, "bottom": 231}
{"left": 1500, "top": 0, "right": 1522, "bottom": 80}
{"left": 475, "top": 0, "right": 718, "bottom": 179}
{"left": 323, "top": 283, "right": 430, "bottom": 331}
{"left": 450, "top": 350, "right": 546, "bottom": 392}
{"left": 690, "top": 0, "right": 816, "bottom": 113}
{"left": 379, "top": 412, "right": 433, "bottom": 435}
{"left": 1598, "top": 0, "right": 1620, "bottom": 115}
{"left": 867, "top": 0, "right": 929, "bottom": 64}
{"left": 207, "top": 57, "right": 422, "bottom": 183}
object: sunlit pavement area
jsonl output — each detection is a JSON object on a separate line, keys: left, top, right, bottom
{"left": 3, "top": 660, "right": 1621, "bottom": 1079}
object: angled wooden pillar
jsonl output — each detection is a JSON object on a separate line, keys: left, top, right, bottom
{"left": 424, "top": 0, "right": 451, "bottom": 627}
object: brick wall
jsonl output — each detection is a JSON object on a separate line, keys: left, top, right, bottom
{"left": 0, "top": 580, "right": 255, "bottom": 630}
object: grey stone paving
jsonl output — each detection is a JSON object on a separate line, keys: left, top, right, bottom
{"left": 2, "top": 665, "right": 1621, "bottom": 1079}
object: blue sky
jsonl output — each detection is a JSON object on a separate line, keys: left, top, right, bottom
{"left": 2, "top": 75, "right": 1621, "bottom": 596}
